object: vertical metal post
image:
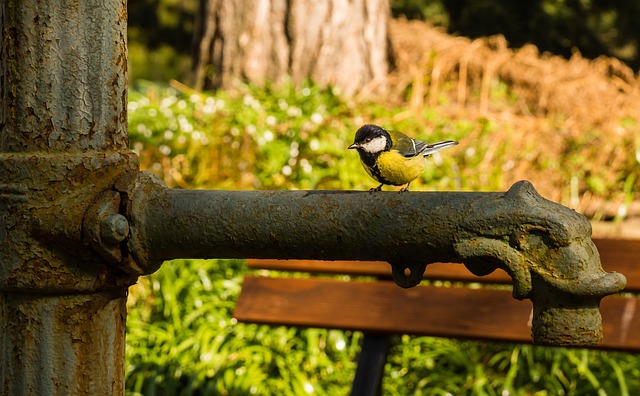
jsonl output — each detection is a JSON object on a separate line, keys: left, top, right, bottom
{"left": 351, "top": 334, "right": 391, "bottom": 396}
{"left": 1, "top": 1, "right": 137, "bottom": 394}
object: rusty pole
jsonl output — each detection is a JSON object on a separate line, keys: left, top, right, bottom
{"left": 1, "top": 1, "right": 137, "bottom": 394}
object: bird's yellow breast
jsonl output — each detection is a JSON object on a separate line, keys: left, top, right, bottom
{"left": 373, "top": 150, "right": 425, "bottom": 186}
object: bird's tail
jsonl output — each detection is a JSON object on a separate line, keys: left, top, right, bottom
{"left": 421, "top": 140, "right": 459, "bottom": 156}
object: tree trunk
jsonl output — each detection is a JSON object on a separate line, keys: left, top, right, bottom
{"left": 192, "top": 0, "right": 391, "bottom": 97}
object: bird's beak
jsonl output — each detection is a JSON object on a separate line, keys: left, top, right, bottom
{"left": 348, "top": 143, "right": 358, "bottom": 149}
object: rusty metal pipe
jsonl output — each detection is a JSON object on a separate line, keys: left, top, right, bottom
{"left": 113, "top": 172, "right": 626, "bottom": 347}
{"left": 1, "top": 0, "right": 133, "bottom": 394}
{"left": 0, "top": 291, "right": 127, "bottom": 395}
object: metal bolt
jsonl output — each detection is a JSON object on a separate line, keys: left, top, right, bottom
{"left": 100, "top": 214, "right": 130, "bottom": 244}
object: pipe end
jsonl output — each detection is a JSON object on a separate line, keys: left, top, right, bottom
{"left": 531, "top": 305, "right": 603, "bottom": 347}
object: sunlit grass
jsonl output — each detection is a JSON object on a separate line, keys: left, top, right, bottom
{"left": 126, "top": 259, "right": 640, "bottom": 395}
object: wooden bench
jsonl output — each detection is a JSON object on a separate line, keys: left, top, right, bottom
{"left": 234, "top": 238, "right": 640, "bottom": 395}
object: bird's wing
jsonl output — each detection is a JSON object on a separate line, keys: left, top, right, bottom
{"left": 388, "top": 130, "right": 424, "bottom": 158}
{"left": 419, "top": 140, "right": 459, "bottom": 156}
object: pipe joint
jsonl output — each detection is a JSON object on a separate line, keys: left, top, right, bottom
{"left": 109, "top": 174, "right": 625, "bottom": 346}
{"left": 0, "top": 152, "right": 139, "bottom": 293}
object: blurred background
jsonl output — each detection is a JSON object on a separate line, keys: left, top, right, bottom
{"left": 125, "top": 1, "right": 640, "bottom": 394}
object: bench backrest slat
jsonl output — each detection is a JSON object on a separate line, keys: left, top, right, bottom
{"left": 247, "top": 238, "right": 640, "bottom": 292}
{"left": 237, "top": 237, "right": 640, "bottom": 352}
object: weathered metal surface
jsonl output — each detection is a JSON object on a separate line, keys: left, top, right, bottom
{"left": 1, "top": 0, "right": 129, "bottom": 152}
{"left": 84, "top": 190, "right": 130, "bottom": 265}
{"left": 0, "top": 152, "right": 139, "bottom": 292}
{"left": 0, "top": 291, "right": 127, "bottom": 395}
{"left": 116, "top": 171, "right": 626, "bottom": 346}
{"left": 1, "top": 0, "right": 135, "bottom": 290}
{"left": 1, "top": 1, "right": 134, "bottom": 394}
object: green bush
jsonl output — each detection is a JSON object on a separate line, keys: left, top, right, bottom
{"left": 126, "top": 259, "right": 361, "bottom": 395}
{"left": 126, "top": 80, "right": 493, "bottom": 193}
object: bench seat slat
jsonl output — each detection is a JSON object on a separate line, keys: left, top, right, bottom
{"left": 234, "top": 276, "right": 640, "bottom": 351}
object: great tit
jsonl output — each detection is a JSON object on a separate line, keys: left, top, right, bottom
{"left": 348, "top": 124, "right": 458, "bottom": 192}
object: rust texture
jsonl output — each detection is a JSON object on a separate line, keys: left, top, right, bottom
{"left": 1, "top": 0, "right": 128, "bottom": 153}
{"left": 0, "top": 152, "right": 139, "bottom": 292}
{"left": 0, "top": 290, "right": 127, "bottom": 395}
{"left": 116, "top": 172, "right": 626, "bottom": 346}
{"left": 1, "top": 1, "right": 135, "bottom": 394}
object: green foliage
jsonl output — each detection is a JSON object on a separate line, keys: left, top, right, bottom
{"left": 126, "top": 259, "right": 360, "bottom": 395}
{"left": 392, "top": 0, "right": 449, "bottom": 26}
{"left": 126, "top": 81, "right": 640, "bottom": 395}
{"left": 128, "top": 42, "right": 192, "bottom": 84}
{"left": 127, "top": 79, "right": 640, "bottom": 202}
{"left": 128, "top": 0, "right": 195, "bottom": 82}
{"left": 386, "top": 337, "right": 640, "bottom": 395}
{"left": 127, "top": 259, "right": 640, "bottom": 395}
{"left": 127, "top": 80, "right": 465, "bottom": 192}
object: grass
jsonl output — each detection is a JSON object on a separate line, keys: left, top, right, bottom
{"left": 126, "top": 260, "right": 640, "bottom": 395}
{"left": 126, "top": 259, "right": 360, "bottom": 395}
{"left": 125, "top": 80, "right": 640, "bottom": 395}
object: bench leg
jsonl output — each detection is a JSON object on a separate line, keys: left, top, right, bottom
{"left": 350, "top": 334, "right": 391, "bottom": 396}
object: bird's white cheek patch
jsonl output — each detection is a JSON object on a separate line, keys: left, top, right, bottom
{"left": 360, "top": 136, "right": 388, "bottom": 153}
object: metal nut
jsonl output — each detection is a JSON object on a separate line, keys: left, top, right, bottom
{"left": 101, "top": 214, "right": 130, "bottom": 244}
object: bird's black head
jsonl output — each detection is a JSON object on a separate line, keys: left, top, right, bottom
{"left": 348, "top": 124, "right": 391, "bottom": 154}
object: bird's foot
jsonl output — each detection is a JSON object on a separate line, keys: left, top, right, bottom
{"left": 369, "top": 184, "right": 384, "bottom": 192}
{"left": 399, "top": 184, "right": 411, "bottom": 192}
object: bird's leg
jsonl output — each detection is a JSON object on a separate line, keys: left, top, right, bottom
{"left": 369, "top": 184, "right": 384, "bottom": 192}
{"left": 399, "top": 183, "right": 411, "bottom": 192}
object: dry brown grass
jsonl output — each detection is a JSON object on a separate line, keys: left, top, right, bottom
{"left": 389, "top": 19, "right": 640, "bottom": 128}
{"left": 387, "top": 19, "right": 640, "bottom": 231}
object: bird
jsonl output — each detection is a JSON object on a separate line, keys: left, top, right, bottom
{"left": 348, "top": 124, "right": 458, "bottom": 192}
